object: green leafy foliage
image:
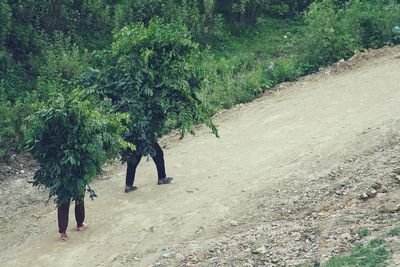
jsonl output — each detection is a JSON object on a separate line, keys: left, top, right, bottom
{"left": 343, "top": 0, "right": 400, "bottom": 49}
{"left": 2, "top": 0, "right": 400, "bottom": 161}
{"left": 215, "top": 0, "right": 312, "bottom": 34}
{"left": 26, "top": 90, "right": 130, "bottom": 206}
{"left": 0, "top": 80, "right": 34, "bottom": 160}
{"left": 358, "top": 227, "right": 370, "bottom": 238}
{"left": 36, "top": 34, "right": 91, "bottom": 101}
{"left": 0, "top": 0, "right": 11, "bottom": 46}
{"left": 89, "top": 19, "right": 218, "bottom": 158}
{"left": 297, "top": 0, "right": 358, "bottom": 73}
{"left": 387, "top": 227, "right": 400, "bottom": 237}
{"left": 325, "top": 238, "right": 390, "bottom": 267}
{"left": 297, "top": 0, "right": 400, "bottom": 73}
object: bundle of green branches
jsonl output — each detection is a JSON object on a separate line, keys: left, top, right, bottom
{"left": 26, "top": 90, "right": 130, "bottom": 206}
{"left": 87, "top": 19, "right": 218, "bottom": 159}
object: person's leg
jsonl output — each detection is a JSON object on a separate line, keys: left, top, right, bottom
{"left": 75, "top": 201, "right": 87, "bottom": 231}
{"left": 58, "top": 202, "right": 70, "bottom": 241}
{"left": 152, "top": 142, "right": 173, "bottom": 184}
{"left": 125, "top": 152, "right": 142, "bottom": 192}
{"left": 152, "top": 142, "right": 166, "bottom": 179}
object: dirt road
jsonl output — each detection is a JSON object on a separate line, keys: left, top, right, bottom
{"left": 1, "top": 46, "right": 400, "bottom": 266}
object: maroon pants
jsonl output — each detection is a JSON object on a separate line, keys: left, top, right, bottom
{"left": 57, "top": 201, "right": 85, "bottom": 233}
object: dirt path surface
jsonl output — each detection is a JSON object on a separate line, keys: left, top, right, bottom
{"left": 1, "top": 46, "right": 400, "bottom": 267}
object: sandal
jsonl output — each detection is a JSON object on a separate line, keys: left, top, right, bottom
{"left": 158, "top": 176, "right": 173, "bottom": 185}
{"left": 124, "top": 185, "right": 137, "bottom": 193}
{"left": 60, "top": 233, "right": 69, "bottom": 242}
{"left": 77, "top": 223, "right": 88, "bottom": 232}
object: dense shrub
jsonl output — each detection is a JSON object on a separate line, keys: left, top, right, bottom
{"left": 0, "top": 80, "right": 35, "bottom": 160}
{"left": 344, "top": 0, "right": 400, "bottom": 48}
{"left": 36, "top": 34, "right": 91, "bottom": 101}
{"left": 215, "top": 0, "right": 313, "bottom": 34}
{"left": 114, "top": 0, "right": 226, "bottom": 45}
{"left": 297, "top": 0, "right": 400, "bottom": 72}
{"left": 297, "top": 0, "right": 358, "bottom": 73}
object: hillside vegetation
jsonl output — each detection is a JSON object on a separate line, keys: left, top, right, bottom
{"left": 1, "top": 0, "right": 399, "bottom": 159}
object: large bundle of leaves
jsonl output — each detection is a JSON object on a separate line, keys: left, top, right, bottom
{"left": 88, "top": 19, "right": 218, "bottom": 158}
{"left": 26, "top": 90, "right": 130, "bottom": 206}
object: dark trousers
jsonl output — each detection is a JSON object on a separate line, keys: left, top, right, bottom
{"left": 125, "top": 142, "right": 166, "bottom": 186}
{"left": 57, "top": 201, "right": 85, "bottom": 233}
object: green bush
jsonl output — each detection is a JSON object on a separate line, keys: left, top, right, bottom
{"left": 297, "top": 0, "right": 400, "bottom": 73}
{"left": 269, "top": 58, "right": 299, "bottom": 83}
{"left": 36, "top": 34, "right": 91, "bottom": 101}
{"left": 0, "top": 0, "right": 11, "bottom": 45}
{"left": 0, "top": 80, "right": 35, "bottom": 160}
{"left": 26, "top": 90, "right": 130, "bottom": 206}
{"left": 215, "top": 0, "right": 312, "bottom": 34}
{"left": 114, "top": 0, "right": 226, "bottom": 45}
{"left": 325, "top": 238, "right": 390, "bottom": 267}
{"left": 344, "top": 0, "right": 400, "bottom": 48}
{"left": 297, "top": 0, "right": 358, "bottom": 73}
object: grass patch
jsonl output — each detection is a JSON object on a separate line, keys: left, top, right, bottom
{"left": 358, "top": 227, "right": 370, "bottom": 238}
{"left": 200, "top": 17, "right": 303, "bottom": 110}
{"left": 387, "top": 227, "right": 400, "bottom": 237}
{"left": 325, "top": 238, "right": 390, "bottom": 267}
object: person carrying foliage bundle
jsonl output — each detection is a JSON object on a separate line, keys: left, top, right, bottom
{"left": 26, "top": 90, "right": 130, "bottom": 241}
{"left": 86, "top": 19, "right": 218, "bottom": 193}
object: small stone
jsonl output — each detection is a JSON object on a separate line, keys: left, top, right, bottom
{"left": 162, "top": 253, "right": 170, "bottom": 258}
{"left": 368, "top": 189, "right": 377, "bottom": 197}
{"left": 145, "top": 226, "right": 155, "bottom": 232}
{"left": 20, "top": 170, "right": 25, "bottom": 174}
{"left": 175, "top": 253, "right": 185, "bottom": 261}
{"left": 252, "top": 246, "right": 268, "bottom": 254}
{"left": 340, "top": 233, "right": 352, "bottom": 241}
{"left": 335, "top": 190, "right": 343, "bottom": 196}
{"left": 378, "top": 204, "right": 400, "bottom": 213}
{"left": 372, "top": 183, "right": 382, "bottom": 190}
{"left": 343, "top": 215, "right": 358, "bottom": 223}
{"left": 229, "top": 220, "right": 238, "bottom": 227}
{"left": 376, "top": 193, "right": 386, "bottom": 199}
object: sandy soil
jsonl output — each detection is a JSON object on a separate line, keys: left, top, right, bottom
{"left": 0, "top": 46, "right": 400, "bottom": 267}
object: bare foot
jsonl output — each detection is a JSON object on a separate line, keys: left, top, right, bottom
{"left": 60, "top": 233, "right": 68, "bottom": 242}
{"left": 77, "top": 223, "right": 88, "bottom": 232}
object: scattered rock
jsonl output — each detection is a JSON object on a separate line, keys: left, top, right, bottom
{"left": 251, "top": 246, "right": 268, "bottom": 254}
{"left": 343, "top": 215, "right": 358, "bottom": 223}
{"left": 378, "top": 203, "right": 400, "bottom": 214}
{"left": 175, "top": 253, "right": 185, "bottom": 261}
{"left": 229, "top": 220, "right": 238, "bottom": 227}
{"left": 339, "top": 233, "right": 352, "bottom": 241}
